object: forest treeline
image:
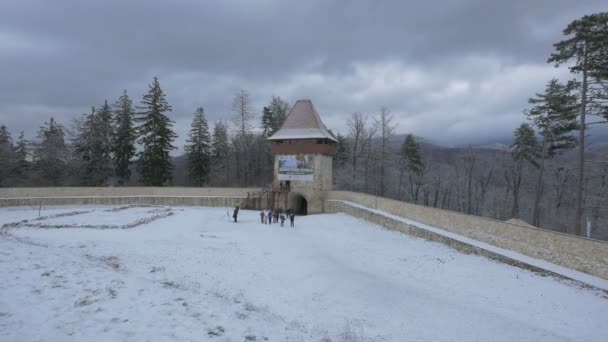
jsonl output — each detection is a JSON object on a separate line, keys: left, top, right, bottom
{"left": 1, "top": 12, "right": 607, "bottom": 239}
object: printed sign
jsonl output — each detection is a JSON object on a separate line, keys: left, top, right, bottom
{"left": 278, "top": 154, "right": 314, "bottom": 181}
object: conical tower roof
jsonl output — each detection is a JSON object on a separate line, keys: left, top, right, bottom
{"left": 268, "top": 99, "right": 337, "bottom": 142}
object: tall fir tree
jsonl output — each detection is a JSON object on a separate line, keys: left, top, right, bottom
{"left": 74, "top": 107, "right": 97, "bottom": 185}
{"left": 73, "top": 103, "right": 113, "bottom": 186}
{"left": 268, "top": 96, "right": 289, "bottom": 134}
{"left": 335, "top": 133, "right": 349, "bottom": 168}
{"left": 548, "top": 12, "right": 608, "bottom": 235}
{"left": 14, "top": 131, "right": 30, "bottom": 179}
{"left": 95, "top": 100, "right": 114, "bottom": 183}
{"left": 113, "top": 90, "right": 136, "bottom": 184}
{"left": 525, "top": 79, "right": 579, "bottom": 226}
{"left": 185, "top": 107, "right": 212, "bottom": 186}
{"left": 211, "top": 121, "right": 230, "bottom": 185}
{"left": 261, "top": 106, "right": 274, "bottom": 138}
{"left": 512, "top": 123, "right": 540, "bottom": 167}
{"left": 33, "top": 117, "right": 68, "bottom": 185}
{"left": 510, "top": 123, "right": 540, "bottom": 219}
{"left": 0, "top": 125, "right": 16, "bottom": 186}
{"left": 399, "top": 134, "right": 424, "bottom": 202}
{"left": 136, "top": 77, "right": 177, "bottom": 186}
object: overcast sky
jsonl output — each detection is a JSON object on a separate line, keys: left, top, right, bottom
{"left": 0, "top": 0, "right": 606, "bottom": 149}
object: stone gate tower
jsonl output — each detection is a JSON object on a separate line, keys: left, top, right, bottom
{"left": 267, "top": 99, "right": 337, "bottom": 214}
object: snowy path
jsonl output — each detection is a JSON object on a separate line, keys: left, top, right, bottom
{"left": 0, "top": 206, "right": 607, "bottom": 341}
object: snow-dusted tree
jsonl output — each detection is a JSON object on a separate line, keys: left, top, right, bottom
{"left": 261, "top": 106, "right": 274, "bottom": 138}
{"left": 95, "top": 100, "right": 114, "bottom": 183}
{"left": 33, "top": 118, "right": 68, "bottom": 185}
{"left": 136, "top": 77, "right": 177, "bottom": 186}
{"left": 185, "top": 107, "right": 212, "bottom": 186}
{"left": 73, "top": 102, "right": 113, "bottom": 186}
{"left": 268, "top": 96, "right": 289, "bottom": 134}
{"left": 398, "top": 134, "right": 424, "bottom": 202}
{"left": 112, "top": 90, "right": 136, "bottom": 185}
{"left": 509, "top": 123, "right": 540, "bottom": 219}
{"left": 14, "top": 131, "right": 30, "bottom": 179}
{"left": 73, "top": 107, "right": 96, "bottom": 184}
{"left": 232, "top": 89, "right": 253, "bottom": 136}
{"left": 335, "top": 133, "right": 349, "bottom": 168}
{"left": 548, "top": 12, "right": 608, "bottom": 235}
{"left": 525, "top": 79, "right": 578, "bottom": 226}
{"left": 0, "top": 125, "right": 17, "bottom": 186}
{"left": 211, "top": 121, "right": 230, "bottom": 186}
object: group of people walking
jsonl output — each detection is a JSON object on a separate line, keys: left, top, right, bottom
{"left": 231, "top": 200, "right": 296, "bottom": 227}
{"left": 260, "top": 208, "right": 295, "bottom": 227}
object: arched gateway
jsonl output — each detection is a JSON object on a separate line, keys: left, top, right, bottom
{"left": 267, "top": 99, "right": 337, "bottom": 214}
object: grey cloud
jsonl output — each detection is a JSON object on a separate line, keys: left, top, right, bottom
{"left": 0, "top": 0, "right": 606, "bottom": 146}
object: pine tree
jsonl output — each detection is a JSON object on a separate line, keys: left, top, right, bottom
{"left": 399, "top": 134, "right": 424, "bottom": 202}
{"left": 73, "top": 103, "right": 113, "bottom": 186}
{"left": 33, "top": 118, "right": 68, "bottom": 185}
{"left": 113, "top": 90, "right": 136, "bottom": 185}
{"left": 510, "top": 123, "right": 540, "bottom": 219}
{"left": 185, "top": 107, "right": 212, "bottom": 186}
{"left": 95, "top": 100, "right": 114, "bottom": 183}
{"left": 548, "top": 12, "right": 608, "bottom": 235}
{"left": 261, "top": 106, "right": 274, "bottom": 138}
{"left": 0, "top": 125, "right": 16, "bottom": 186}
{"left": 335, "top": 133, "right": 349, "bottom": 167}
{"left": 14, "top": 131, "right": 29, "bottom": 179}
{"left": 136, "top": 77, "right": 177, "bottom": 186}
{"left": 269, "top": 96, "right": 289, "bottom": 134}
{"left": 525, "top": 79, "right": 578, "bottom": 226}
{"left": 74, "top": 107, "right": 98, "bottom": 185}
{"left": 211, "top": 121, "right": 230, "bottom": 185}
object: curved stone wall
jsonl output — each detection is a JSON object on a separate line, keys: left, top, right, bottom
{"left": 326, "top": 191, "right": 608, "bottom": 281}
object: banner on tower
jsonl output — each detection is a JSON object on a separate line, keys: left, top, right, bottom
{"left": 277, "top": 154, "right": 314, "bottom": 181}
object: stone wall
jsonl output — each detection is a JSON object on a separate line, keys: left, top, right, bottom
{"left": 0, "top": 187, "right": 262, "bottom": 208}
{"left": 3, "top": 187, "right": 605, "bottom": 282}
{"left": 326, "top": 191, "right": 608, "bottom": 281}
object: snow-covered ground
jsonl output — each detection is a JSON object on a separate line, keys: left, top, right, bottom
{"left": 0, "top": 205, "right": 607, "bottom": 342}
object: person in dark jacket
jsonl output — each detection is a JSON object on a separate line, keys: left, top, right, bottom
{"left": 273, "top": 210, "right": 279, "bottom": 223}
{"left": 267, "top": 210, "right": 272, "bottom": 225}
{"left": 233, "top": 207, "right": 239, "bottom": 222}
{"left": 280, "top": 214, "right": 286, "bottom": 227}
{"left": 289, "top": 212, "right": 295, "bottom": 227}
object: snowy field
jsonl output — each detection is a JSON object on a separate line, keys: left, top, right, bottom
{"left": 1, "top": 205, "right": 607, "bottom": 342}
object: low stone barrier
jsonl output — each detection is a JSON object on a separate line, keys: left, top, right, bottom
{"left": 0, "top": 187, "right": 262, "bottom": 209}
{"left": 326, "top": 191, "right": 608, "bottom": 282}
